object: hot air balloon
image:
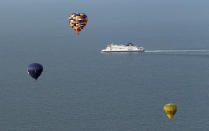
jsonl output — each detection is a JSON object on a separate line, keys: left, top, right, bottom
{"left": 68, "top": 13, "right": 88, "bottom": 35}
{"left": 27, "top": 63, "right": 43, "bottom": 80}
{"left": 163, "top": 103, "right": 177, "bottom": 119}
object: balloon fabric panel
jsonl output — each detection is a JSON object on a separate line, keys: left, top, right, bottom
{"left": 68, "top": 13, "right": 88, "bottom": 34}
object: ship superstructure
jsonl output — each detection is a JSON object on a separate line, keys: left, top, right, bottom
{"left": 101, "top": 43, "right": 145, "bottom": 52}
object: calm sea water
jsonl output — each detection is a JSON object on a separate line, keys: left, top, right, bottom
{"left": 0, "top": 0, "right": 209, "bottom": 130}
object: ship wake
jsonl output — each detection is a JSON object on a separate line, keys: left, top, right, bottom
{"left": 145, "top": 50, "right": 209, "bottom": 55}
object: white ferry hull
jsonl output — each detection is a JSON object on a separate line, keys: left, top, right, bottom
{"left": 101, "top": 44, "right": 145, "bottom": 52}
{"left": 101, "top": 49, "right": 144, "bottom": 52}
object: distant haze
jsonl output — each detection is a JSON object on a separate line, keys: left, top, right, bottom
{"left": 0, "top": 0, "right": 209, "bottom": 131}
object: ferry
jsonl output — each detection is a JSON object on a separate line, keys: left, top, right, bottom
{"left": 101, "top": 43, "right": 145, "bottom": 52}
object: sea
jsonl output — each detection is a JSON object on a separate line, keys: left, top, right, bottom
{"left": 0, "top": 0, "right": 209, "bottom": 130}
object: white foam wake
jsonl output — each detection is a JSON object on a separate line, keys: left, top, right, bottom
{"left": 145, "top": 50, "right": 209, "bottom": 53}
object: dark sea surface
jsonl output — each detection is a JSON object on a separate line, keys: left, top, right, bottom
{"left": 0, "top": 0, "right": 209, "bottom": 130}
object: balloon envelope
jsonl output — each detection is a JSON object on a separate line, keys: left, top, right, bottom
{"left": 163, "top": 103, "right": 177, "bottom": 119}
{"left": 27, "top": 63, "right": 43, "bottom": 80}
{"left": 68, "top": 13, "right": 88, "bottom": 34}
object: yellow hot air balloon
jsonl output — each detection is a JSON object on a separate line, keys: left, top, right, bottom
{"left": 163, "top": 103, "right": 177, "bottom": 119}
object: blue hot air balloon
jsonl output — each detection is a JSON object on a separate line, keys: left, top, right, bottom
{"left": 27, "top": 63, "right": 43, "bottom": 80}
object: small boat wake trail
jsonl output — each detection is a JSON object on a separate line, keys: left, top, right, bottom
{"left": 145, "top": 50, "right": 209, "bottom": 55}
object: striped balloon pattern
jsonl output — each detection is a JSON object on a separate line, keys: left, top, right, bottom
{"left": 68, "top": 13, "right": 88, "bottom": 34}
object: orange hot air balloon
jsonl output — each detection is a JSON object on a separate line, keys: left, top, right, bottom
{"left": 163, "top": 103, "right": 177, "bottom": 119}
